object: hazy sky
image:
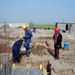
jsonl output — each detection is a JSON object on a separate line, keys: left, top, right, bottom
{"left": 0, "top": 0, "right": 75, "bottom": 24}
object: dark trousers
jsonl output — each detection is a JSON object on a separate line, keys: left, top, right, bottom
{"left": 13, "top": 49, "right": 20, "bottom": 63}
{"left": 55, "top": 48, "right": 59, "bottom": 59}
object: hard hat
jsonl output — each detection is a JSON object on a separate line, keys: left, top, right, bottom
{"left": 22, "top": 25, "right": 27, "bottom": 30}
{"left": 54, "top": 27, "right": 60, "bottom": 33}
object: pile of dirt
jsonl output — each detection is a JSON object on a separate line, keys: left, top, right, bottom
{"left": 59, "top": 39, "right": 75, "bottom": 65}
{"left": 0, "top": 35, "right": 19, "bottom": 40}
{"left": 60, "top": 50, "right": 75, "bottom": 64}
{"left": 37, "top": 37, "right": 53, "bottom": 40}
{"left": 30, "top": 37, "right": 53, "bottom": 55}
{"left": 0, "top": 44, "right": 11, "bottom": 54}
{"left": 31, "top": 45, "right": 47, "bottom": 55}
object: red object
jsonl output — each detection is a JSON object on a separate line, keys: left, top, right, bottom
{"left": 55, "top": 49, "right": 59, "bottom": 59}
{"left": 54, "top": 28, "right": 60, "bottom": 33}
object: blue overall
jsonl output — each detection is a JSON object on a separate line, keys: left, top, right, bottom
{"left": 12, "top": 39, "right": 23, "bottom": 63}
{"left": 23, "top": 29, "right": 33, "bottom": 57}
{"left": 33, "top": 27, "right": 36, "bottom": 33}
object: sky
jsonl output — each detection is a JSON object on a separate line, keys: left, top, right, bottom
{"left": 0, "top": 0, "right": 75, "bottom": 24}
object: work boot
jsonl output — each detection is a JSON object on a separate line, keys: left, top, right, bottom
{"left": 25, "top": 50, "right": 30, "bottom": 57}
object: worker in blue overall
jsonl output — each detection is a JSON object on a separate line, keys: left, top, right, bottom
{"left": 33, "top": 27, "right": 36, "bottom": 33}
{"left": 22, "top": 25, "right": 33, "bottom": 57}
{"left": 12, "top": 37, "right": 25, "bottom": 64}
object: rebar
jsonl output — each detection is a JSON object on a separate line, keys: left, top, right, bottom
{"left": 0, "top": 22, "right": 11, "bottom": 75}
{"left": 1, "top": 62, "right": 11, "bottom": 75}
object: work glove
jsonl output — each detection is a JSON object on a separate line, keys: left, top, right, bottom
{"left": 25, "top": 36, "right": 28, "bottom": 39}
{"left": 25, "top": 36, "right": 30, "bottom": 39}
{"left": 23, "top": 36, "right": 27, "bottom": 39}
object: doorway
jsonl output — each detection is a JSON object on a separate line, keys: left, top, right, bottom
{"left": 66, "top": 24, "right": 68, "bottom": 30}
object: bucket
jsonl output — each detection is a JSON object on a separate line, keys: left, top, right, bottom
{"left": 64, "top": 41, "right": 69, "bottom": 49}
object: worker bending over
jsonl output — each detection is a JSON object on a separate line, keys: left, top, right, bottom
{"left": 12, "top": 37, "right": 25, "bottom": 64}
{"left": 22, "top": 25, "right": 33, "bottom": 57}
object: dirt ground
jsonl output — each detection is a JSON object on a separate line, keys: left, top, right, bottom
{"left": 0, "top": 28, "right": 75, "bottom": 75}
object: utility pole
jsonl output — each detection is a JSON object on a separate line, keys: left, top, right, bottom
{"left": 4, "top": 22, "right": 7, "bottom": 75}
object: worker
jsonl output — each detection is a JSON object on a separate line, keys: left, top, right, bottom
{"left": 22, "top": 25, "right": 33, "bottom": 57}
{"left": 33, "top": 27, "right": 36, "bottom": 33}
{"left": 12, "top": 37, "right": 25, "bottom": 64}
{"left": 53, "top": 27, "right": 62, "bottom": 59}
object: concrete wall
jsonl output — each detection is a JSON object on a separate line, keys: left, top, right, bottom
{"left": 56, "top": 22, "right": 75, "bottom": 33}
{"left": 57, "top": 23, "right": 66, "bottom": 30}
{"left": 71, "top": 24, "right": 75, "bottom": 32}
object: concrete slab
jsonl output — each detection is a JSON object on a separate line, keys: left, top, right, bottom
{"left": 11, "top": 68, "right": 42, "bottom": 75}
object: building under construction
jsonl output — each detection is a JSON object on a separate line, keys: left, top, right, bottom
{"left": 0, "top": 23, "right": 50, "bottom": 75}
{"left": 55, "top": 22, "right": 75, "bottom": 33}
{"left": 0, "top": 22, "right": 75, "bottom": 75}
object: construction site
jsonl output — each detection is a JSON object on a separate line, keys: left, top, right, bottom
{"left": 0, "top": 24, "right": 75, "bottom": 75}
